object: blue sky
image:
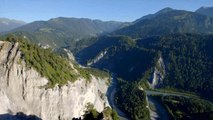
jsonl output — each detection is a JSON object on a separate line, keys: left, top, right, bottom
{"left": 0, "top": 0, "right": 212, "bottom": 23}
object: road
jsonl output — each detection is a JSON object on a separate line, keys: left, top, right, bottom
{"left": 146, "top": 90, "right": 189, "bottom": 97}
{"left": 146, "top": 89, "right": 192, "bottom": 120}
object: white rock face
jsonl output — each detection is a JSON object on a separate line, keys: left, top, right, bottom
{"left": 87, "top": 50, "right": 107, "bottom": 66}
{"left": 0, "top": 41, "right": 109, "bottom": 120}
{"left": 63, "top": 48, "right": 75, "bottom": 61}
{"left": 149, "top": 56, "right": 165, "bottom": 88}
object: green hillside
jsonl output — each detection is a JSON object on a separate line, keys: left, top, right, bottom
{"left": 114, "top": 9, "right": 213, "bottom": 38}
{"left": 77, "top": 33, "right": 213, "bottom": 98}
{"left": 3, "top": 35, "right": 109, "bottom": 88}
{"left": 77, "top": 35, "right": 156, "bottom": 81}
{"left": 10, "top": 17, "right": 124, "bottom": 48}
{"left": 138, "top": 34, "right": 213, "bottom": 97}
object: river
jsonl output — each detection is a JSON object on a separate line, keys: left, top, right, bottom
{"left": 106, "top": 76, "right": 173, "bottom": 120}
{"left": 147, "top": 95, "right": 170, "bottom": 120}
{"left": 106, "top": 76, "right": 129, "bottom": 120}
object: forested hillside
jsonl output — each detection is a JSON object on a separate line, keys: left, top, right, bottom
{"left": 9, "top": 17, "right": 124, "bottom": 48}
{"left": 137, "top": 34, "right": 213, "bottom": 97}
{"left": 77, "top": 33, "right": 213, "bottom": 98}
{"left": 114, "top": 9, "right": 213, "bottom": 38}
{"left": 77, "top": 35, "right": 156, "bottom": 81}
{"left": 4, "top": 35, "right": 110, "bottom": 88}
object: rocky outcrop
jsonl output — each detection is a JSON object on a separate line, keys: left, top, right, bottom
{"left": 0, "top": 41, "right": 109, "bottom": 120}
{"left": 63, "top": 48, "right": 75, "bottom": 61}
{"left": 87, "top": 50, "right": 107, "bottom": 66}
{"left": 149, "top": 56, "right": 165, "bottom": 88}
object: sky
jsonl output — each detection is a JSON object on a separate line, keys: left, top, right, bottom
{"left": 0, "top": 0, "right": 213, "bottom": 23}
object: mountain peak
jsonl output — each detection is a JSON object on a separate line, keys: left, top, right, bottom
{"left": 116, "top": 9, "right": 213, "bottom": 39}
{"left": 197, "top": 6, "right": 213, "bottom": 10}
{"left": 157, "top": 7, "right": 174, "bottom": 14}
{"left": 196, "top": 6, "right": 213, "bottom": 17}
{"left": 134, "top": 7, "right": 174, "bottom": 23}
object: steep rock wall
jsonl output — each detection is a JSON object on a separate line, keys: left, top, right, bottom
{"left": 87, "top": 49, "right": 108, "bottom": 66}
{"left": 149, "top": 56, "right": 165, "bottom": 88}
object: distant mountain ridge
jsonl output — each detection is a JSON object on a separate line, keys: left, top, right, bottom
{"left": 134, "top": 7, "right": 174, "bottom": 23}
{"left": 196, "top": 6, "right": 213, "bottom": 18}
{"left": 114, "top": 9, "right": 213, "bottom": 38}
{"left": 10, "top": 17, "right": 125, "bottom": 48}
{"left": 0, "top": 18, "right": 26, "bottom": 32}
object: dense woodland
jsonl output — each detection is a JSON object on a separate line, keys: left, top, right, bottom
{"left": 115, "top": 81, "right": 150, "bottom": 120}
{"left": 138, "top": 34, "right": 213, "bottom": 98}
{"left": 154, "top": 96, "right": 213, "bottom": 120}
{"left": 78, "top": 35, "right": 156, "bottom": 81}
{"left": 80, "top": 33, "right": 213, "bottom": 97}
{"left": 77, "top": 33, "right": 213, "bottom": 119}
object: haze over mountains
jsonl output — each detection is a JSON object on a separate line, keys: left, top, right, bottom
{"left": 9, "top": 17, "right": 125, "bottom": 48}
{"left": 0, "top": 18, "right": 26, "bottom": 32}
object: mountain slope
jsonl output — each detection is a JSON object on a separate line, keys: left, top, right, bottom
{"left": 196, "top": 6, "right": 213, "bottom": 17}
{"left": 138, "top": 34, "right": 213, "bottom": 96}
{"left": 134, "top": 7, "right": 174, "bottom": 23}
{"left": 10, "top": 17, "right": 124, "bottom": 48}
{"left": 0, "top": 18, "right": 26, "bottom": 32}
{"left": 114, "top": 9, "right": 213, "bottom": 38}
{"left": 77, "top": 33, "right": 213, "bottom": 98}
{"left": 77, "top": 35, "right": 156, "bottom": 81}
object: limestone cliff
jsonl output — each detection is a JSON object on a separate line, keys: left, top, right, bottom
{"left": 0, "top": 41, "right": 109, "bottom": 120}
{"left": 87, "top": 49, "right": 108, "bottom": 66}
{"left": 149, "top": 56, "right": 165, "bottom": 88}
